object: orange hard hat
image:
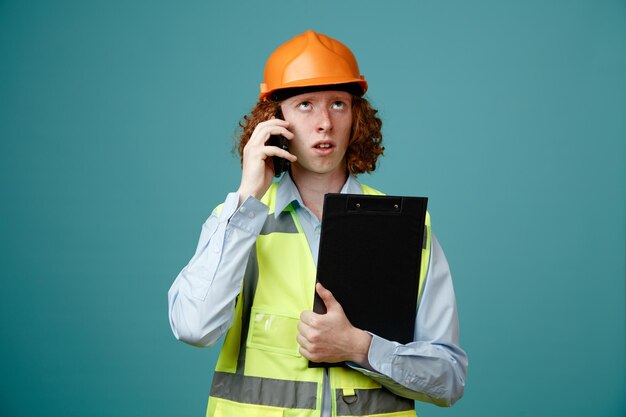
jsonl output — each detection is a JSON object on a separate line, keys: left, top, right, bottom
{"left": 259, "top": 30, "right": 368, "bottom": 101}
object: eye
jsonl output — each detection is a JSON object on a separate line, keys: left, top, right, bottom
{"left": 297, "top": 101, "right": 312, "bottom": 110}
{"left": 331, "top": 101, "right": 346, "bottom": 110}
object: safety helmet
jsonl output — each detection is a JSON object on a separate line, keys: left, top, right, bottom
{"left": 259, "top": 30, "right": 368, "bottom": 101}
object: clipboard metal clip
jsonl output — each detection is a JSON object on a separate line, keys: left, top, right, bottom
{"left": 348, "top": 196, "right": 402, "bottom": 213}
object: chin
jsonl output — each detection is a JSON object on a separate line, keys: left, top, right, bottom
{"left": 293, "top": 163, "right": 342, "bottom": 177}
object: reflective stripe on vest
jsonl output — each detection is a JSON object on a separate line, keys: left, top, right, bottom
{"left": 335, "top": 388, "right": 414, "bottom": 416}
{"left": 208, "top": 182, "right": 430, "bottom": 417}
{"left": 210, "top": 371, "right": 414, "bottom": 416}
{"left": 211, "top": 371, "right": 317, "bottom": 409}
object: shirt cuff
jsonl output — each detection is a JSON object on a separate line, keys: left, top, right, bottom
{"left": 367, "top": 334, "right": 401, "bottom": 376}
{"left": 344, "top": 333, "right": 396, "bottom": 378}
{"left": 216, "top": 192, "right": 241, "bottom": 222}
{"left": 227, "top": 194, "right": 269, "bottom": 235}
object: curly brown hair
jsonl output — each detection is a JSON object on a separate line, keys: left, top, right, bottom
{"left": 236, "top": 95, "right": 384, "bottom": 175}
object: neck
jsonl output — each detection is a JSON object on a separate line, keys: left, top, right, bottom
{"left": 290, "top": 168, "right": 347, "bottom": 221}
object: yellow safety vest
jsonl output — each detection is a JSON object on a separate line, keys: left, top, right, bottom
{"left": 207, "top": 183, "right": 432, "bottom": 417}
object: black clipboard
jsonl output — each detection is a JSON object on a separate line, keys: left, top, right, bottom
{"left": 310, "top": 193, "right": 428, "bottom": 367}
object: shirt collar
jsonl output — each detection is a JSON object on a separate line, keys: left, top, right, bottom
{"left": 274, "top": 173, "right": 363, "bottom": 217}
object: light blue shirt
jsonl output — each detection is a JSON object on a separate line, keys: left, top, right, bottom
{"left": 168, "top": 173, "right": 467, "bottom": 410}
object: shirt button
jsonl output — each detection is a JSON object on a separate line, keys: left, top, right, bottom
{"left": 248, "top": 212, "right": 255, "bottom": 219}
{"left": 240, "top": 206, "right": 247, "bottom": 213}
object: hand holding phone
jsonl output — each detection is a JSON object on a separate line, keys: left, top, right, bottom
{"left": 237, "top": 112, "right": 294, "bottom": 204}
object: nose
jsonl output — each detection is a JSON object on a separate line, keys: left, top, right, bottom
{"left": 316, "top": 108, "right": 332, "bottom": 133}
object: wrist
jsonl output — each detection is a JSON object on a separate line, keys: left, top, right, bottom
{"left": 237, "top": 187, "right": 260, "bottom": 205}
{"left": 350, "top": 328, "right": 373, "bottom": 368}
{"left": 238, "top": 179, "right": 270, "bottom": 203}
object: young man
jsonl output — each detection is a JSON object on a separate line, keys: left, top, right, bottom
{"left": 168, "top": 30, "right": 467, "bottom": 417}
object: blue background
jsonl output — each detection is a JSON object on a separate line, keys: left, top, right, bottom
{"left": 1, "top": 1, "right": 624, "bottom": 416}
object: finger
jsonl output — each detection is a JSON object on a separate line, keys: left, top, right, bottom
{"left": 299, "top": 310, "right": 318, "bottom": 327}
{"left": 253, "top": 119, "right": 292, "bottom": 135}
{"left": 299, "top": 346, "right": 313, "bottom": 360}
{"left": 263, "top": 146, "right": 297, "bottom": 162}
{"left": 297, "top": 320, "right": 308, "bottom": 336}
{"left": 296, "top": 333, "right": 310, "bottom": 349}
{"left": 262, "top": 126, "right": 295, "bottom": 141}
{"left": 316, "top": 282, "right": 340, "bottom": 311}
{"left": 250, "top": 126, "right": 294, "bottom": 147}
{"left": 261, "top": 117, "right": 289, "bottom": 127}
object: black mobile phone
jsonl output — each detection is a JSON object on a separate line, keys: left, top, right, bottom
{"left": 266, "top": 109, "right": 290, "bottom": 178}
{"left": 267, "top": 135, "right": 290, "bottom": 177}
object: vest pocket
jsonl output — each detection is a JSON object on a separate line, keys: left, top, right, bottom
{"left": 246, "top": 307, "right": 301, "bottom": 357}
{"left": 213, "top": 398, "right": 283, "bottom": 417}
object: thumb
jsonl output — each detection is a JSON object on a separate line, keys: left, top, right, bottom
{"left": 316, "top": 282, "right": 341, "bottom": 313}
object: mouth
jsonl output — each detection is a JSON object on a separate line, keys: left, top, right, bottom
{"left": 313, "top": 141, "right": 335, "bottom": 150}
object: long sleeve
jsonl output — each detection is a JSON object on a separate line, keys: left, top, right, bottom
{"left": 351, "top": 234, "right": 468, "bottom": 406}
{"left": 167, "top": 193, "right": 269, "bottom": 347}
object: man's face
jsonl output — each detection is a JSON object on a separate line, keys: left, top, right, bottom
{"left": 280, "top": 90, "right": 353, "bottom": 178}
